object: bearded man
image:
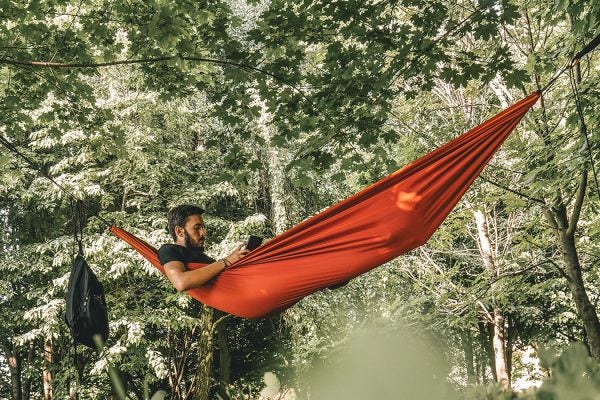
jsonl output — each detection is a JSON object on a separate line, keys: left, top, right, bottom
{"left": 158, "top": 204, "right": 249, "bottom": 291}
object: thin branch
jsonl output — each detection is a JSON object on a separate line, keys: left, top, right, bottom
{"left": 476, "top": 299, "right": 495, "bottom": 324}
{"left": 567, "top": 168, "right": 587, "bottom": 237}
{"left": 479, "top": 174, "right": 546, "bottom": 205}
{"left": 548, "top": 259, "right": 571, "bottom": 282}
{"left": 0, "top": 55, "right": 176, "bottom": 68}
{"left": 211, "top": 313, "right": 232, "bottom": 333}
{"left": 51, "top": 0, "right": 85, "bottom": 63}
{"left": 490, "top": 260, "right": 554, "bottom": 283}
{"left": 385, "top": 7, "right": 483, "bottom": 92}
{"left": 3, "top": 53, "right": 349, "bottom": 159}
{"left": 486, "top": 163, "right": 529, "bottom": 176}
{"left": 501, "top": 24, "right": 529, "bottom": 58}
{"left": 1, "top": 54, "right": 303, "bottom": 99}
{"left": 180, "top": 56, "right": 318, "bottom": 111}
{"left": 0, "top": 54, "right": 319, "bottom": 112}
{"left": 0, "top": 45, "right": 48, "bottom": 50}
{"left": 426, "top": 103, "right": 490, "bottom": 112}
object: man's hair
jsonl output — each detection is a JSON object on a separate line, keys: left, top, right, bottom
{"left": 167, "top": 204, "right": 205, "bottom": 241}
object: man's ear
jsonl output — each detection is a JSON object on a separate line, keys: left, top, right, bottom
{"left": 175, "top": 226, "right": 185, "bottom": 237}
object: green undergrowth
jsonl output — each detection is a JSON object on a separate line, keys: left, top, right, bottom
{"left": 464, "top": 343, "right": 600, "bottom": 400}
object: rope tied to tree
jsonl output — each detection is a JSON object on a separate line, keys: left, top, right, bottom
{"left": 535, "top": 33, "right": 600, "bottom": 200}
{"left": 569, "top": 65, "right": 600, "bottom": 200}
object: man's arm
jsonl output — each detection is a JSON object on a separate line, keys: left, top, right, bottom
{"left": 164, "top": 259, "right": 226, "bottom": 291}
{"left": 163, "top": 244, "right": 248, "bottom": 291}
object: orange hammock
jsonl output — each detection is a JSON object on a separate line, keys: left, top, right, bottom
{"left": 112, "top": 92, "right": 540, "bottom": 318}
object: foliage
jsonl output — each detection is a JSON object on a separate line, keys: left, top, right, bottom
{"left": 463, "top": 343, "right": 600, "bottom": 400}
{"left": 1, "top": 0, "right": 599, "bottom": 398}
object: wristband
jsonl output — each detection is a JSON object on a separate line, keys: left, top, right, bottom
{"left": 220, "top": 258, "right": 231, "bottom": 268}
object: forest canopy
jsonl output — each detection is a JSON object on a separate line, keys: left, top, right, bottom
{"left": 0, "top": 0, "right": 599, "bottom": 399}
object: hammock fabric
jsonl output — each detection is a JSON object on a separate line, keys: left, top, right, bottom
{"left": 112, "top": 92, "right": 540, "bottom": 318}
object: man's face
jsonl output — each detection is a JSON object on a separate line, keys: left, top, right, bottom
{"left": 181, "top": 214, "right": 206, "bottom": 250}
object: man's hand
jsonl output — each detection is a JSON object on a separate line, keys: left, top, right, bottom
{"left": 224, "top": 243, "right": 250, "bottom": 265}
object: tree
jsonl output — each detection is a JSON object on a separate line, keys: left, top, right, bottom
{"left": 1, "top": 0, "right": 599, "bottom": 398}
{"left": 493, "top": 0, "right": 600, "bottom": 359}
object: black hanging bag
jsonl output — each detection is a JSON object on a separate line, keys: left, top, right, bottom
{"left": 65, "top": 254, "right": 109, "bottom": 348}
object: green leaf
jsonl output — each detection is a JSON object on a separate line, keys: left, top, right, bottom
{"left": 504, "top": 69, "right": 529, "bottom": 88}
{"left": 292, "top": 174, "right": 313, "bottom": 188}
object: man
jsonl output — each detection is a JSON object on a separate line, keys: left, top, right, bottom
{"left": 157, "top": 204, "right": 249, "bottom": 291}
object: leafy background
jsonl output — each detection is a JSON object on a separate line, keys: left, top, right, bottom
{"left": 0, "top": 0, "right": 599, "bottom": 399}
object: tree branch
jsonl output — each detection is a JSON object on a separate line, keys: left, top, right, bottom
{"left": 0, "top": 54, "right": 306, "bottom": 99}
{"left": 548, "top": 259, "right": 572, "bottom": 282}
{"left": 0, "top": 55, "right": 176, "bottom": 68}
{"left": 490, "top": 260, "right": 560, "bottom": 284}
{"left": 477, "top": 300, "right": 495, "bottom": 324}
{"left": 479, "top": 174, "right": 546, "bottom": 205}
{"left": 2, "top": 54, "right": 305, "bottom": 99}
{"left": 210, "top": 313, "right": 232, "bottom": 335}
{"left": 181, "top": 56, "right": 294, "bottom": 90}
{"left": 543, "top": 208, "right": 558, "bottom": 230}
{"left": 567, "top": 168, "right": 587, "bottom": 237}
{"left": 1, "top": 54, "right": 342, "bottom": 132}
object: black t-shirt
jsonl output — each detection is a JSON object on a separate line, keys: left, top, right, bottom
{"left": 157, "top": 244, "right": 215, "bottom": 267}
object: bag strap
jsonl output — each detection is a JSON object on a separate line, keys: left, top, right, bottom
{"left": 72, "top": 200, "right": 84, "bottom": 257}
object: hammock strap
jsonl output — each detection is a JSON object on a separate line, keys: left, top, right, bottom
{"left": 573, "top": 33, "right": 600, "bottom": 62}
{"left": 534, "top": 33, "right": 600, "bottom": 199}
{"left": 72, "top": 200, "right": 85, "bottom": 256}
{"left": 540, "top": 33, "right": 600, "bottom": 94}
{"left": 539, "top": 63, "right": 569, "bottom": 94}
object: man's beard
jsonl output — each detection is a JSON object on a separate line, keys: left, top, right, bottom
{"left": 184, "top": 230, "right": 205, "bottom": 251}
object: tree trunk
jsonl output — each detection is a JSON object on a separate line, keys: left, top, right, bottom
{"left": 43, "top": 338, "right": 53, "bottom": 400}
{"left": 265, "top": 141, "right": 289, "bottom": 235}
{"left": 545, "top": 187, "right": 600, "bottom": 360}
{"left": 474, "top": 210, "right": 510, "bottom": 389}
{"left": 540, "top": 15, "right": 600, "bottom": 358}
{"left": 477, "top": 318, "right": 496, "bottom": 382}
{"left": 22, "top": 341, "right": 35, "bottom": 400}
{"left": 257, "top": 98, "right": 290, "bottom": 234}
{"left": 460, "top": 330, "right": 476, "bottom": 384}
{"left": 192, "top": 306, "right": 214, "bottom": 400}
{"left": 68, "top": 382, "right": 78, "bottom": 400}
{"left": 167, "top": 328, "right": 194, "bottom": 400}
{"left": 216, "top": 319, "right": 231, "bottom": 385}
{"left": 491, "top": 309, "right": 509, "bottom": 389}
{"left": 505, "top": 313, "right": 514, "bottom": 383}
{"left": 8, "top": 342, "right": 22, "bottom": 400}
{"left": 214, "top": 313, "right": 231, "bottom": 400}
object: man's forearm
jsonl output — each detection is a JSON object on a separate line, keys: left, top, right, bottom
{"left": 165, "top": 259, "right": 227, "bottom": 291}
